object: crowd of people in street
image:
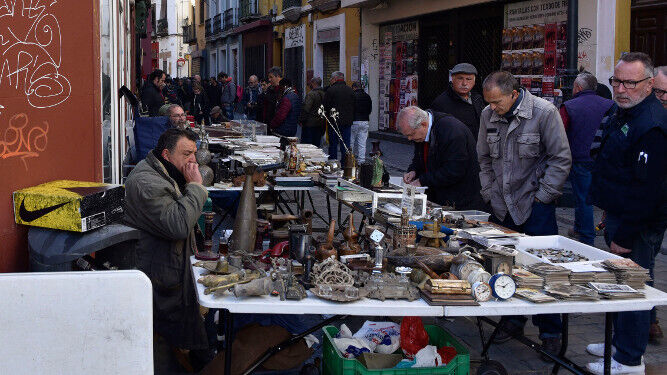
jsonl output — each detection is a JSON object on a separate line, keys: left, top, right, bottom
{"left": 133, "top": 52, "right": 666, "bottom": 374}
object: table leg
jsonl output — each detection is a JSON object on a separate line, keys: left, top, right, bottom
{"left": 552, "top": 314, "right": 569, "bottom": 374}
{"left": 220, "top": 308, "right": 233, "bottom": 375}
{"left": 604, "top": 312, "right": 612, "bottom": 375}
{"left": 476, "top": 317, "right": 489, "bottom": 361}
{"left": 307, "top": 191, "right": 328, "bottom": 226}
{"left": 326, "top": 194, "right": 332, "bottom": 224}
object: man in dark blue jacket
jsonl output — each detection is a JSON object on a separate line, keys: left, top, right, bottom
{"left": 587, "top": 52, "right": 667, "bottom": 375}
{"left": 270, "top": 78, "right": 301, "bottom": 137}
{"left": 399, "top": 106, "right": 483, "bottom": 210}
{"left": 560, "top": 72, "right": 614, "bottom": 245}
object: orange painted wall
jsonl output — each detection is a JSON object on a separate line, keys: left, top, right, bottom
{"left": 0, "top": 1, "right": 102, "bottom": 272}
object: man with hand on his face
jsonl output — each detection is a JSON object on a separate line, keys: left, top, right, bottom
{"left": 124, "top": 128, "right": 211, "bottom": 367}
{"left": 586, "top": 52, "right": 667, "bottom": 375}
{"left": 430, "top": 63, "right": 485, "bottom": 140}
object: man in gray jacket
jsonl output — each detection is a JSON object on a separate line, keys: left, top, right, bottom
{"left": 477, "top": 71, "right": 572, "bottom": 358}
{"left": 124, "top": 128, "right": 210, "bottom": 367}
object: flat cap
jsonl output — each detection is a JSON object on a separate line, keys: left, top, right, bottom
{"left": 210, "top": 106, "right": 222, "bottom": 115}
{"left": 450, "top": 63, "right": 478, "bottom": 75}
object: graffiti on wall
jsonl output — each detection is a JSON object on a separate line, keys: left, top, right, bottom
{"left": 0, "top": 0, "right": 67, "bottom": 167}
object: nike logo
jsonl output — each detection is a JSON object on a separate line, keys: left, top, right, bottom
{"left": 19, "top": 199, "right": 68, "bottom": 222}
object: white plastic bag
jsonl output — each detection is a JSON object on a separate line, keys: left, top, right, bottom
{"left": 353, "top": 321, "right": 401, "bottom": 354}
{"left": 413, "top": 345, "right": 443, "bottom": 367}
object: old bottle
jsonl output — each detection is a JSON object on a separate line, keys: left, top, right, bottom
{"left": 229, "top": 165, "right": 258, "bottom": 255}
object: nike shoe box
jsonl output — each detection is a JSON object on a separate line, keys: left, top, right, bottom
{"left": 13, "top": 180, "right": 124, "bottom": 232}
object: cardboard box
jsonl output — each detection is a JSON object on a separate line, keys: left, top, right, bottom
{"left": 13, "top": 180, "right": 124, "bottom": 232}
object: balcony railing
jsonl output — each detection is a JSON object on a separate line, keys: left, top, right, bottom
{"left": 156, "top": 18, "right": 168, "bottom": 37}
{"left": 213, "top": 14, "right": 221, "bottom": 34}
{"left": 182, "top": 23, "right": 196, "bottom": 44}
{"left": 239, "top": 0, "right": 260, "bottom": 22}
{"left": 223, "top": 8, "right": 237, "bottom": 31}
{"left": 282, "top": 0, "right": 302, "bottom": 10}
{"left": 205, "top": 18, "right": 211, "bottom": 37}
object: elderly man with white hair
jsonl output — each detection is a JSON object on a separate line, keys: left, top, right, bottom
{"left": 398, "top": 105, "right": 483, "bottom": 210}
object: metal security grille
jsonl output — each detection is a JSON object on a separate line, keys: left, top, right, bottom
{"left": 244, "top": 44, "right": 266, "bottom": 82}
{"left": 285, "top": 46, "right": 304, "bottom": 97}
{"left": 322, "top": 42, "right": 339, "bottom": 83}
{"left": 417, "top": 3, "right": 503, "bottom": 109}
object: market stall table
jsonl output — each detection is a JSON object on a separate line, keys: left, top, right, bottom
{"left": 190, "top": 256, "right": 441, "bottom": 375}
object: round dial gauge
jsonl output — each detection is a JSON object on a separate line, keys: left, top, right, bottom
{"left": 489, "top": 273, "right": 516, "bottom": 300}
{"left": 459, "top": 261, "right": 483, "bottom": 280}
{"left": 472, "top": 281, "right": 492, "bottom": 302}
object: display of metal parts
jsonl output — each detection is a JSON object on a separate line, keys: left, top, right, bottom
{"left": 311, "top": 257, "right": 355, "bottom": 286}
{"left": 194, "top": 259, "right": 241, "bottom": 274}
{"left": 526, "top": 248, "right": 589, "bottom": 263}
{"left": 309, "top": 284, "right": 368, "bottom": 302}
{"left": 365, "top": 273, "right": 419, "bottom": 301}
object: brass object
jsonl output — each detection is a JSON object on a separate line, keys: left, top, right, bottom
{"left": 284, "top": 137, "right": 300, "bottom": 174}
{"left": 315, "top": 219, "right": 337, "bottom": 261}
{"left": 365, "top": 273, "right": 419, "bottom": 301}
{"left": 340, "top": 213, "right": 361, "bottom": 256}
{"left": 394, "top": 207, "right": 417, "bottom": 248}
{"left": 194, "top": 259, "right": 240, "bottom": 275}
{"left": 343, "top": 151, "right": 356, "bottom": 180}
{"left": 198, "top": 273, "right": 241, "bottom": 288}
{"left": 418, "top": 218, "right": 447, "bottom": 248}
{"left": 425, "top": 279, "right": 472, "bottom": 295}
{"left": 229, "top": 165, "right": 258, "bottom": 255}
{"left": 195, "top": 211, "right": 218, "bottom": 260}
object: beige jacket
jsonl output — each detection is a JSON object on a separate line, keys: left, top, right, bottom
{"left": 477, "top": 89, "right": 571, "bottom": 225}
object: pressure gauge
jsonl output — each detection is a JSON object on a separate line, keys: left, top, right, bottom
{"left": 489, "top": 273, "right": 516, "bottom": 300}
{"left": 472, "top": 281, "right": 492, "bottom": 302}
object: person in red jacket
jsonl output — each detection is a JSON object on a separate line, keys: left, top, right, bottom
{"left": 270, "top": 78, "right": 301, "bottom": 137}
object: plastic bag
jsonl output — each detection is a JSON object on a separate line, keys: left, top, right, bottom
{"left": 353, "top": 321, "right": 401, "bottom": 354}
{"left": 333, "top": 337, "right": 372, "bottom": 358}
{"left": 400, "top": 317, "right": 429, "bottom": 359}
{"left": 414, "top": 345, "right": 442, "bottom": 367}
{"left": 438, "top": 346, "right": 458, "bottom": 365}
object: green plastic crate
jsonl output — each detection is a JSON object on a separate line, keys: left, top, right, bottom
{"left": 322, "top": 324, "right": 470, "bottom": 375}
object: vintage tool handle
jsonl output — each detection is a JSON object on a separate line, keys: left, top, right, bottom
{"left": 268, "top": 214, "right": 301, "bottom": 221}
{"left": 416, "top": 260, "right": 440, "bottom": 280}
{"left": 409, "top": 221, "right": 455, "bottom": 235}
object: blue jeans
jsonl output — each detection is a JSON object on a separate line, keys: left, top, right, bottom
{"left": 604, "top": 213, "right": 664, "bottom": 366}
{"left": 492, "top": 201, "right": 562, "bottom": 338}
{"left": 328, "top": 124, "right": 351, "bottom": 160}
{"left": 301, "top": 126, "right": 323, "bottom": 147}
{"left": 568, "top": 162, "right": 595, "bottom": 245}
{"left": 223, "top": 103, "right": 234, "bottom": 120}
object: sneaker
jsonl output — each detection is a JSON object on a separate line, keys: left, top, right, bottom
{"left": 586, "top": 358, "right": 645, "bottom": 374}
{"left": 586, "top": 343, "right": 617, "bottom": 357}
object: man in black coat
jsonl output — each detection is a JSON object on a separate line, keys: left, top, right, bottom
{"left": 399, "top": 106, "right": 484, "bottom": 210}
{"left": 323, "top": 71, "right": 354, "bottom": 160}
{"left": 141, "top": 69, "right": 166, "bottom": 116}
{"left": 430, "top": 63, "right": 484, "bottom": 140}
{"left": 351, "top": 81, "right": 372, "bottom": 162}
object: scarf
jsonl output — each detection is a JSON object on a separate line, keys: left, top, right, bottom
{"left": 153, "top": 149, "right": 188, "bottom": 193}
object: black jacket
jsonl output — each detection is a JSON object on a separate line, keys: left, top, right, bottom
{"left": 408, "top": 111, "right": 484, "bottom": 210}
{"left": 353, "top": 89, "right": 372, "bottom": 121}
{"left": 430, "top": 85, "right": 484, "bottom": 140}
{"left": 590, "top": 95, "right": 667, "bottom": 248}
{"left": 324, "top": 81, "right": 355, "bottom": 127}
{"left": 141, "top": 81, "right": 164, "bottom": 116}
{"left": 205, "top": 83, "right": 221, "bottom": 108}
{"left": 191, "top": 92, "right": 210, "bottom": 125}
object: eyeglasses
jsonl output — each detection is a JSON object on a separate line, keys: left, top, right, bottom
{"left": 654, "top": 88, "right": 667, "bottom": 96}
{"left": 170, "top": 113, "right": 186, "bottom": 118}
{"left": 608, "top": 76, "right": 650, "bottom": 89}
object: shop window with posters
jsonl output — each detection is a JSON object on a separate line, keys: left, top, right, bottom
{"left": 378, "top": 21, "right": 418, "bottom": 132}
{"left": 502, "top": 0, "right": 568, "bottom": 107}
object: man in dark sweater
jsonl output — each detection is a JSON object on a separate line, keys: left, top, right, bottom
{"left": 351, "top": 81, "right": 372, "bottom": 162}
{"left": 587, "top": 52, "right": 667, "bottom": 375}
{"left": 398, "top": 106, "right": 483, "bottom": 210}
{"left": 430, "top": 63, "right": 485, "bottom": 140}
{"left": 559, "top": 72, "right": 614, "bottom": 245}
{"left": 323, "top": 71, "right": 354, "bottom": 160}
{"left": 141, "top": 69, "right": 166, "bottom": 116}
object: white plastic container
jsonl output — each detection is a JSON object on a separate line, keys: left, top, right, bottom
{"left": 514, "top": 235, "right": 621, "bottom": 266}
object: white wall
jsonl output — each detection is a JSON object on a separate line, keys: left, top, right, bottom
{"left": 153, "top": 0, "right": 191, "bottom": 77}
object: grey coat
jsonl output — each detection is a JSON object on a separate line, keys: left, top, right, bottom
{"left": 123, "top": 151, "right": 209, "bottom": 350}
{"left": 477, "top": 89, "right": 571, "bottom": 225}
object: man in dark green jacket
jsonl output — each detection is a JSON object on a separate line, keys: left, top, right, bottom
{"left": 124, "top": 128, "right": 209, "bottom": 356}
{"left": 299, "top": 77, "right": 326, "bottom": 146}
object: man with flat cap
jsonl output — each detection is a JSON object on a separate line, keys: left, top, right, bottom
{"left": 431, "top": 63, "right": 485, "bottom": 140}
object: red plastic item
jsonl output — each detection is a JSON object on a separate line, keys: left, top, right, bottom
{"left": 258, "top": 241, "right": 289, "bottom": 264}
{"left": 437, "top": 346, "right": 458, "bottom": 365}
{"left": 400, "top": 316, "right": 429, "bottom": 359}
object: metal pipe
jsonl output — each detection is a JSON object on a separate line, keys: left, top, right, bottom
{"left": 564, "top": 0, "right": 579, "bottom": 100}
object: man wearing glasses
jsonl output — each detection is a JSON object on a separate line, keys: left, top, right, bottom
{"left": 655, "top": 66, "right": 667, "bottom": 109}
{"left": 587, "top": 52, "right": 667, "bottom": 374}
{"left": 167, "top": 104, "right": 189, "bottom": 129}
